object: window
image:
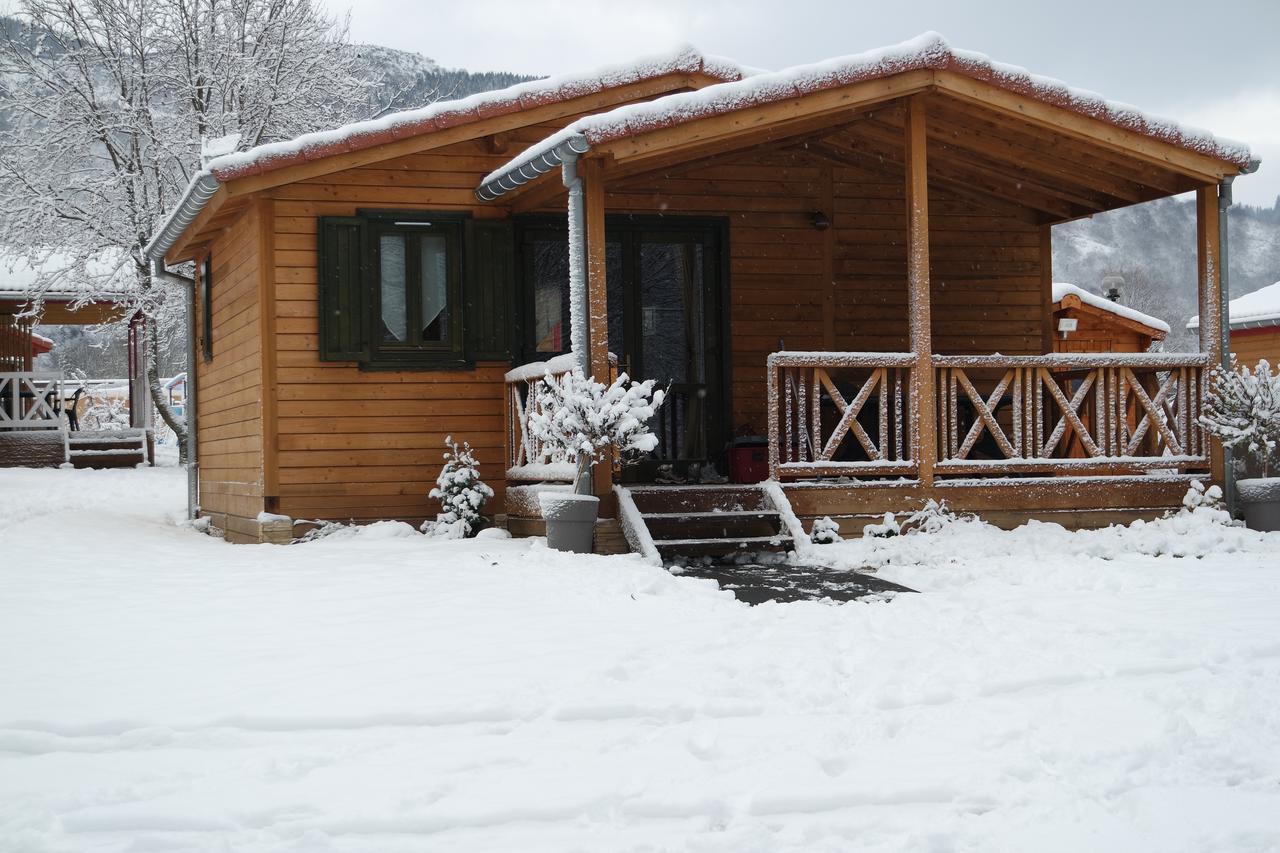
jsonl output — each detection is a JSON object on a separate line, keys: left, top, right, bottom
{"left": 318, "top": 212, "right": 473, "bottom": 369}
{"left": 201, "top": 255, "right": 213, "bottom": 362}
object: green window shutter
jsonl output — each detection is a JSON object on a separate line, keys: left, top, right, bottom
{"left": 465, "top": 219, "right": 515, "bottom": 361}
{"left": 317, "top": 216, "right": 367, "bottom": 361}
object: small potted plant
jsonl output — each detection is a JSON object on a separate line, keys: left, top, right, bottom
{"left": 1200, "top": 358, "right": 1280, "bottom": 531}
{"left": 527, "top": 368, "right": 664, "bottom": 553}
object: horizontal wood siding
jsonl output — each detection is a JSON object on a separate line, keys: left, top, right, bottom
{"left": 197, "top": 204, "right": 265, "bottom": 541}
{"left": 605, "top": 147, "right": 1045, "bottom": 434}
{"left": 1228, "top": 327, "right": 1280, "bottom": 368}
{"left": 1053, "top": 308, "right": 1154, "bottom": 353}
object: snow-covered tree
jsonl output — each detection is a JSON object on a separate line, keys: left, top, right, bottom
{"left": 527, "top": 368, "right": 665, "bottom": 495}
{"left": 0, "top": 0, "right": 378, "bottom": 455}
{"left": 1200, "top": 358, "right": 1280, "bottom": 477}
{"left": 426, "top": 436, "right": 493, "bottom": 539}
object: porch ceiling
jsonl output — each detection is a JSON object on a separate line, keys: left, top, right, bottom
{"left": 500, "top": 91, "right": 1219, "bottom": 225}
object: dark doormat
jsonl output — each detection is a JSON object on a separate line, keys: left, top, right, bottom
{"left": 671, "top": 560, "right": 916, "bottom": 604}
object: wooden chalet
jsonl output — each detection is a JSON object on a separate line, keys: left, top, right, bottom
{"left": 146, "top": 35, "right": 1257, "bottom": 550}
{"left": 1051, "top": 283, "right": 1168, "bottom": 354}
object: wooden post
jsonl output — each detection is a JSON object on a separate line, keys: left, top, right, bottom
{"left": 904, "top": 97, "right": 937, "bottom": 486}
{"left": 581, "top": 157, "right": 615, "bottom": 510}
{"left": 1196, "top": 184, "right": 1224, "bottom": 483}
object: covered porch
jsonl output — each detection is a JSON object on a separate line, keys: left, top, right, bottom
{"left": 0, "top": 294, "right": 153, "bottom": 468}
{"left": 480, "top": 40, "right": 1250, "bottom": 539}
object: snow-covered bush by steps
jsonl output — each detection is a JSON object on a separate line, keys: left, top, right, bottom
{"left": 810, "top": 516, "right": 843, "bottom": 544}
{"left": 1200, "top": 358, "right": 1280, "bottom": 477}
{"left": 527, "top": 368, "right": 664, "bottom": 493}
{"left": 425, "top": 437, "right": 493, "bottom": 539}
{"left": 862, "top": 513, "right": 901, "bottom": 538}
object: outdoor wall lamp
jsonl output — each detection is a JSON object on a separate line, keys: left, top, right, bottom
{"left": 810, "top": 211, "right": 830, "bottom": 231}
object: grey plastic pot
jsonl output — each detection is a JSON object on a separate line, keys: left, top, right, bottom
{"left": 538, "top": 491, "right": 600, "bottom": 553}
{"left": 1238, "top": 478, "right": 1280, "bottom": 533}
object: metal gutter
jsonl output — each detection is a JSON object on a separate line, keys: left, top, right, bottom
{"left": 145, "top": 172, "right": 220, "bottom": 262}
{"left": 475, "top": 134, "right": 590, "bottom": 202}
{"left": 151, "top": 257, "right": 199, "bottom": 520}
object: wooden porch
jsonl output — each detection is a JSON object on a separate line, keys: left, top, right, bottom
{"left": 484, "top": 73, "right": 1238, "bottom": 543}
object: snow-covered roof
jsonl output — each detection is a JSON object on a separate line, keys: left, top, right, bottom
{"left": 1052, "top": 282, "right": 1170, "bottom": 335}
{"left": 1188, "top": 280, "right": 1280, "bottom": 331}
{"left": 0, "top": 251, "right": 133, "bottom": 301}
{"left": 479, "top": 32, "right": 1253, "bottom": 200}
{"left": 146, "top": 46, "right": 748, "bottom": 260}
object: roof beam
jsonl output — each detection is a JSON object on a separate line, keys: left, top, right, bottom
{"left": 932, "top": 71, "right": 1238, "bottom": 183}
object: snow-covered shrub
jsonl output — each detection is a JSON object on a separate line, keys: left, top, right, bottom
{"left": 901, "top": 500, "right": 965, "bottom": 535}
{"left": 1200, "top": 358, "right": 1280, "bottom": 477}
{"left": 426, "top": 436, "right": 493, "bottom": 538}
{"left": 810, "top": 516, "right": 843, "bottom": 544}
{"left": 1182, "top": 479, "right": 1224, "bottom": 513}
{"left": 527, "top": 368, "right": 665, "bottom": 493}
{"left": 863, "top": 512, "right": 901, "bottom": 538}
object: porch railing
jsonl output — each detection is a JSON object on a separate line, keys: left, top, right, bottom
{"left": 767, "top": 352, "right": 918, "bottom": 480}
{"left": 933, "top": 353, "right": 1210, "bottom": 475}
{"left": 503, "top": 353, "right": 620, "bottom": 483}
{"left": 0, "top": 371, "right": 70, "bottom": 463}
{"left": 767, "top": 352, "right": 1212, "bottom": 481}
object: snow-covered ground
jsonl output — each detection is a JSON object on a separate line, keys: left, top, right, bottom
{"left": 1, "top": 467, "right": 1279, "bottom": 852}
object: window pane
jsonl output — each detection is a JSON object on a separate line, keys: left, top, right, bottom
{"left": 532, "top": 240, "right": 568, "bottom": 354}
{"left": 420, "top": 234, "right": 449, "bottom": 342}
{"left": 379, "top": 234, "right": 407, "bottom": 343}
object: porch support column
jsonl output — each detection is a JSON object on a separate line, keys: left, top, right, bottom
{"left": 1196, "top": 184, "right": 1225, "bottom": 484}
{"left": 904, "top": 97, "right": 937, "bottom": 487}
{"left": 581, "top": 156, "right": 614, "bottom": 505}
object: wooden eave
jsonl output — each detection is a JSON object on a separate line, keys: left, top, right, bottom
{"left": 1055, "top": 294, "right": 1168, "bottom": 341}
{"left": 0, "top": 297, "right": 125, "bottom": 325}
{"left": 494, "top": 69, "right": 1248, "bottom": 226}
{"left": 161, "top": 71, "right": 730, "bottom": 263}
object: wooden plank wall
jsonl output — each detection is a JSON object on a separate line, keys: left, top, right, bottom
{"left": 606, "top": 147, "right": 1045, "bottom": 435}
{"left": 1053, "top": 309, "right": 1153, "bottom": 353}
{"left": 197, "top": 203, "right": 266, "bottom": 542}
{"left": 266, "top": 123, "right": 582, "bottom": 525}
{"left": 1229, "top": 327, "right": 1280, "bottom": 367}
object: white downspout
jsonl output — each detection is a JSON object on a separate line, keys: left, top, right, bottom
{"left": 562, "top": 152, "right": 594, "bottom": 496}
{"left": 152, "top": 258, "right": 198, "bottom": 520}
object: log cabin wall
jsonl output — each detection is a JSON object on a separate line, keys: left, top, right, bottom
{"left": 604, "top": 148, "right": 1046, "bottom": 435}
{"left": 1052, "top": 309, "right": 1154, "bottom": 353}
{"left": 1229, "top": 327, "right": 1280, "bottom": 367}
{"left": 197, "top": 203, "right": 267, "bottom": 542}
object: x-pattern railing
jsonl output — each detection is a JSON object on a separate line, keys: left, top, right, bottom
{"left": 0, "top": 372, "right": 65, "bottom": 429}
{"left": 934, "top": 354, "right": 1209, "bottom": 474}
{"left": 768, "top": 352, "right": 916, "bottom": 479}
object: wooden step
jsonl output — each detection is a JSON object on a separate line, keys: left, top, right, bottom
{"left": 628, "top": 485, "right": 768, "bottom": 514}
{"left": 656, "top": 535, "right": 793, "bottom": 560}
{"left": 643, "top": 510, "right": 782, "bottom": 541}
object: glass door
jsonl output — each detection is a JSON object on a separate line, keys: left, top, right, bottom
{"left": 518, "top": 217, "right": 725, "bottom": 477}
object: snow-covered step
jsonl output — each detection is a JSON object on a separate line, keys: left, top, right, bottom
{"left": 628, "top": 484, "right": 796, "bottom": 561}
{"left": 68, "top": 430, "right": 150, "bottom": 468}
{"left": 654, "top": 535, "right": 793, "bottom": 559}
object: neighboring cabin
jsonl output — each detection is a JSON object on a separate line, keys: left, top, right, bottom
{"left": 145, "top": 34, "right": 1253, "bottom": 547}
{"left": 1190, "top": 280, "right": 1280, "bottom": 368}
{"left": 1051, "top": 282, "right": 1168, "bottom": 354}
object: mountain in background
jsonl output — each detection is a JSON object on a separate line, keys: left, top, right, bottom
{"left": 1053, "top": 197, "right": 1280, "bottom": 350}
{"left": 352, "top": 43, "right": 537, "bottom": 114}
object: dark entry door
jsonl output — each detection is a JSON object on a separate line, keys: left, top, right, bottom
{"left": 518, "top": 217, "right": 726, "bottom": 472}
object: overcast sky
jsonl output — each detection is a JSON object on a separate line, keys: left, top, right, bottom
{"left": 341, "top": 0, "right": 1280, "bottom": 206}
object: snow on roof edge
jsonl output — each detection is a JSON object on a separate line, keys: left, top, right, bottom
{"left": 1052, "top": 282, "right": 1170, "bottom": 335}
{"left": 147, "top": 45, "right": 749, "bottom": 260}
{"left": 1188, "top": 280, "right": 1280, "bottom": 330}
{"left": 480, "top": 31, "right": 1252, "bottom": 196}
